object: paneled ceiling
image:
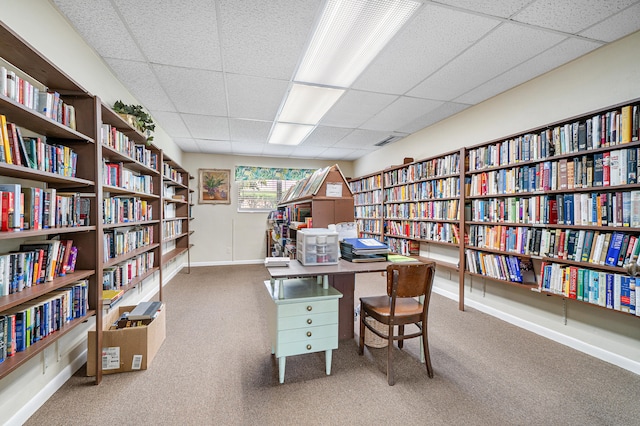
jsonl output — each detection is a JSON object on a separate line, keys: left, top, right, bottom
{"left": 50, "top": 0, "right": 640, "bottom": 160}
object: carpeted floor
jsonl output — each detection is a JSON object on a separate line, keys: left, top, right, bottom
{"left": 24, "top": 264, "right": 640, "bottom": 425}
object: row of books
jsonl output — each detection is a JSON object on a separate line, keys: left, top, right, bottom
{"left": 100, "top": 124, "right": 159, "bottom": 171}
{"left": 357, "top": 219, "right": 383, "bottom": 234}
{"left": 102, "top": 250, "right": 155, "bottom": 291}
{"left": 0, "top": 184, "right": 88, "bottom": 232}
{"left": 349, "top": 174, "right": 382, "bottom": 193}
{"left": 162, "top": 162, "right": 185, "bottom": 185}
{"left": 539, "top": 262, "right": 638, "bottom": 314}
{"left": 466, "top": 250, "right": 536, "bottom": 284}
{"left": 468, "top": 104, "right": 640, "bottom": 171}
{"left": 0, "top": 280, "right": 88, "bottom": 362}
{"left": 1, "top": 66, "right": 76, "bottom": 130}
{"left": 466, "top": 147, "right": 640, "bottom": 197}
{"left": 384, "top": 177, "right": 459, "bottom": 202}
{"left": 163, "top": 220, "right": 183, "bottom": 239}
{"left": 0, "top": 239, "right": 77, "bottom": 296}
{"left": 353, "top": 191, "right": 382, "bottom": 206}
{"left": 385, "top": 199, "right": 459, "bottom": 221}
{"left": 469, "top": 191, "right": 640, "bottom": 228}
{"left": 354, "top": 205, "right": 382, "bottom": 219}
{"left": 103, "top": 226, "right": 154, "bottom": 263}
{"left": 385, "top": 221, "right": 459, "bottom": 244}
{"left": 102, "top": 161, "right": 154, "bottom": 194}
{"left": 0, "top": 115, "right": 79, "bottom": 175}
{"left": 384, "top": 237, "right": 420, "bottom": 256}
{"left": 383, "top": 152, "right": 460, "bottom": 186}
{"left": 103, "top": 196, "right": 152, "bottom": 225}
{"left": 468, "top": 225, "right": 640, "bottom": 268}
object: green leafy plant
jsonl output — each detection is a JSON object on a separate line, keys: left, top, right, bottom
{"left": 113, "top": 100, "right": 156, "bottom": 142}
{"left": 203, "top": 174, "right": 226, "bottom": 197}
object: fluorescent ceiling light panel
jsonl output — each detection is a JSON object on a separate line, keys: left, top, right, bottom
{"left": 278, "top": 84, "right": 345, "bottom": 125}
{"left": 296, "top": 0, "right": 421, "bottom": 87}
{"left": 268, "top": 122, "right": 315, "bottom": 145}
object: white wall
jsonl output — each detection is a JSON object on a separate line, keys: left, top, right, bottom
{"left": 353, "top": 29, "right": 640, "bottom": 374}
{"left": 183, "top": 153, "right": 354, "bottom": 264}
{"left": 0, "top": 1, "right": 186, "bottom": 424}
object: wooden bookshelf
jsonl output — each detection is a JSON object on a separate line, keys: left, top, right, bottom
{"left": 464, "top": 98, "right": 640, "bottom": 316}
{"left": 348, "top": 171, "right": 384, "bottom": 242}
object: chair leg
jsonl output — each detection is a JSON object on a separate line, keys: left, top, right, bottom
{"left": 398, "top": 325, "right": 404, "bottom": 349}
{"left": 422, "top": 326, "right": 434, "bottom": 378}
{"left": 387, "top": 324, "right": 394, "bottom": 385}
{"left": 358, "top": 311, "right": 366, "bottom": 355}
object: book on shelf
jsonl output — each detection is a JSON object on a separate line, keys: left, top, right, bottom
{"left": 102, "top": 289, "right": 124, "bottom": 306}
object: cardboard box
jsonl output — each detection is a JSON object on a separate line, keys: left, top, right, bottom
{"left": 87, "top": 304, "right": 166, "bottom": 376}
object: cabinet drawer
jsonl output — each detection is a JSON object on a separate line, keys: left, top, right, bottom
{"left": 277, "top": 336, "right": 338, "bottom": 358}
{"left": 278, "top": 323, "right": 337, "bottom": 344}
{"left": 277, "top": 311, "right": 337, "bottom": 330}
{"left": 278, "top": 299, "right": 337, "bottom": 317}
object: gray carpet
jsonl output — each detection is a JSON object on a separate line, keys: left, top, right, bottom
{"left": 25, "top": 265, "right": 640, "bottom": 425}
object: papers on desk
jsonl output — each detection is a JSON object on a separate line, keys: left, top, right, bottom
{"left": 265, "top": 257, "right": 290, "bottom": 267}
{"left": 340, "top": 238, "right": 389, "bottom": 262}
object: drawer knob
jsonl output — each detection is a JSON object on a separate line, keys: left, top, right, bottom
{"left": 306, "top": 305, "right": 313, "bottom": 311}
{"left": 306, "top": 344, "right": 312, "bottom": 350}
{"left": 307, "top": 331, "right": 312, "bottom": 337}
{"left": 307, "top": 318, "right": 312, "bottom": 324}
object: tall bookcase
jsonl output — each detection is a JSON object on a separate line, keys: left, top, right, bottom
{"left": 0, "top": 22, "right": 101, "bottom": 382}
{"left": 464, "top": 98, "right": 640, "bottom": 318}
{"left": 348, "top": 171, "right": 383, "bottom": 242}
{"left": 99, "top": 103, "right": 162, "bottom": 302}
{"left": 160, "top": 153, "right": 192, "bottom": 283}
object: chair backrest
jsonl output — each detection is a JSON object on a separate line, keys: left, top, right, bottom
{"left": 386, "top": 262, "right": 436, "bottom": 301}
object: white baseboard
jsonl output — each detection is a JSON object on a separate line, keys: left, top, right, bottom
{"left": 190, "top": 259, "right": 264, "bottom": 267}
{"left": 434, "top": 285, "right": 640, "bottom": 375}
{"left": 8, "top": 350, "right": 88, "bottom": 426}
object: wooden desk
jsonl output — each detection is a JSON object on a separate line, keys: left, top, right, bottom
{"left": 267, "top": 259, "right": 389, "bottom": 339}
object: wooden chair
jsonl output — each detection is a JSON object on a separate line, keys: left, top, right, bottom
{"left": 358, "top": 262, "right": 436, "bottom": 385}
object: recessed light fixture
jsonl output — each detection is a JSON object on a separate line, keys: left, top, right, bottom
{"left": 268, "top": 0, "right": 421, "bottom": 146}
{"left": 269, "top": 122, "right": 315, "bottom": 146}
{"left": 295, "top": 0, "right": 421, "bottom": 87}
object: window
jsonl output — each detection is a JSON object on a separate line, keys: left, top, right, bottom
{"left": 235, "top": 166, "right": 315, "bottom": 212}
{"left": 237, "top": 179, "right": 298, "bottom": 212}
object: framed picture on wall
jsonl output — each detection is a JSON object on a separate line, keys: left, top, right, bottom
{"left": 199, "top": 168, "right": 231, "bottom": 204}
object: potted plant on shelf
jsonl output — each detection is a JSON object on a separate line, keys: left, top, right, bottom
{"left": 113, "top": 100, "right": 156, "bottom": 143}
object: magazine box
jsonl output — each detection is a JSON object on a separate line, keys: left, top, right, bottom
{"left": 87, "top": 304, "right": 166, "bottom": 376}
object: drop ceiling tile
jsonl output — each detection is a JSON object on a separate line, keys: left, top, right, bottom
{"left": 302, "top": 126, "right": 352, "bottom": 147}
{"left": 397, "top": 102, "right": 471, "bottom": 134}
{"left": 513, "top": 0, "right": 637, "bottom": 34}
{"left": 434, "top": 0, "right": 532, "bottom": 18}
{"left": 353, "top": 3, "right": 501, "bottom": 95}
{"left": 217, "top": 0, "right": 322, "bottom": 79}
{"left": 195, "top": 139, "right": 232, "bottom": 154}
{"left": 290, "top": 146, "right": 329, "bottom": 158}
{"left": 262, "top": 144, "right": 296, "bottom": 157}
{"left": 229, "top": 119, "right": 272, "bottom": 143}
{"left": 172, "top": 137, "right": 201, "bottom": 152}
{"left": 114, "top": 0, "right": 222, "bottom": 70}
{"left": 231, "top": 142, "right": 267, "bottom": 155}
{"left": 52, "top": 0, "right": 144, "bottom": 61}
{"left": 360, "top": 97, "right": 444, "bottom": 132}
{"left": 152, "top": 64, "right": 227, "bottom": 116}
{"left": 579, "top": 3, "right": 640, "bottom": 42}
{"left": 337, "top": 129, "right": 401, "bottom": 148}
{"left": 149, "top": 111, "right": 191, "bottom": 138}
{"left": 407, "top": 23, "right": 566, "bottom": 101}
{"left": 182, "top": 114, "right": 230, "bottom": 140}
{"left": 105, "top": 58, "right": 175, "bottom": 110}
{"left": 342, "top": 149, "right": 376, "bottom": 160}
{"left": 313, "top": 146, "right": 359, "bottom": 160}
{"left": 456, "top": 37, "right": 603, "bottom": 105}
{"left": 320, "top": 90, "right": 398, "bottom": 128}
{"left": 226, "top": 74, "right": 289, "bottom": 121}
